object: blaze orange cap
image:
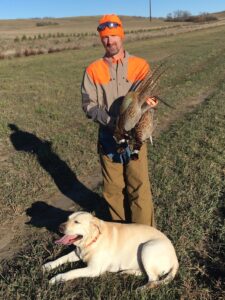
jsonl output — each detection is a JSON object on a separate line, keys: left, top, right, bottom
{"left": 98, "top": 14, "right": 125, "bottom": 38}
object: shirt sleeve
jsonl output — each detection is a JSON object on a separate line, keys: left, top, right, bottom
{"left": 81, "top": 70, "right": 114, "bottom": 127}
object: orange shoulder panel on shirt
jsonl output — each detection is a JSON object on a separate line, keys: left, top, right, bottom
{"left": 86, "top": 59, "right": 111, "bottom": 85}
{"left": 127, "top": 56, "right": 150, "bottom": 83}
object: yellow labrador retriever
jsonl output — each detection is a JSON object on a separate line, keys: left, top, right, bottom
{"left": 43, "top": 211, "right": 179, "bottom": 288}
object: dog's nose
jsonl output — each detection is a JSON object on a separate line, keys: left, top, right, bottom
{"left": 59, "top": 223, "right": 65, "bottom": 233}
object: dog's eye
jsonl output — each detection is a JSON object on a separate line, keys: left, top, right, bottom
{"left": 74, "top": 221, "right": 79, "bottom": 224}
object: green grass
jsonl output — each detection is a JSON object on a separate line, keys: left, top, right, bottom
{"left": 0, "top": 24, "right": 225, "bottom": 299}
{"left": 149, "top": 81, "right": 225, "bottom": 299}
{"left": 1, "top": 70, "right": 224, "bottom": 300}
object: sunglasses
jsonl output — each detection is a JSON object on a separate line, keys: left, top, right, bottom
{"left": 97, "top": 22, "right": 121, "bottom": 32}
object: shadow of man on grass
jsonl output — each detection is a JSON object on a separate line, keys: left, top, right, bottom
{"left": 25, "top": 201, "right": 71, "bottom": 233}
{"left": 8, "top": 124, "right": 111, "bottom": 232}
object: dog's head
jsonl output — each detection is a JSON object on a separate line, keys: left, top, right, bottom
{"left": 55, "top": 211, "right": 101, "bottom": 247}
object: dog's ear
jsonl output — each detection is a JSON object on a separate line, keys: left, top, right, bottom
{"left": 91, "top": 216, "right": 102, "bottom": 234}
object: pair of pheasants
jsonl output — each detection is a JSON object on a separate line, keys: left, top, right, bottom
{"left": 113, "top": 63, "right": 172, "bottom": 160}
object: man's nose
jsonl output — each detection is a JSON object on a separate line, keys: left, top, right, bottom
{"left": 108, "top": 36, "right": 114, "bottom": 44}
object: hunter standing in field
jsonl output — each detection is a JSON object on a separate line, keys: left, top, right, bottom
{"left": 81, "top": 14, "right": 158, "bottom": 226}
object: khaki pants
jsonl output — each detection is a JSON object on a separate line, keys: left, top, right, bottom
{"left": 99, "top": 143, "right": 155, "bottom": 226}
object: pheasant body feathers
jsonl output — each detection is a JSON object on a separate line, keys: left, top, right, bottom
{"left": 113, "top": 63, "right": 171, "bottom": 159}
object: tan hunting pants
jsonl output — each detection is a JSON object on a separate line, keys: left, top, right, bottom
{"left": 99, "top": 144, "right": 155, "bottom": 226}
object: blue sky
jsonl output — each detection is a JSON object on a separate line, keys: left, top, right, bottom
{"left": 1, "top": 0, "right": 224, "bottom": 19}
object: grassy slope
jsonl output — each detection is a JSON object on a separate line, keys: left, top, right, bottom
{"left": 0, "top": 16, "right": 184, "bottom": 37}
{"left": 1, "top": 14, "right": 224, "bottom": 58}
{"left": 1, "top": 11, "right": 224, "bottom": 36}
{"left": 0, "top": 24, "right": 225, "bottom": 299}
{"left": 1, "top": 25, "right": 225, "bottom": 216}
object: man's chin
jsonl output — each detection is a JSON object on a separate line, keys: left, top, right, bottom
{"left": 107, "top": 51, "right": 119, "bottom": 57}
{"left": 106, "top": 47, "right": 119, "bottom": 56}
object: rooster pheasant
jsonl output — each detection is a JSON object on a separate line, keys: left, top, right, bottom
{"left": 113, "top": 63, "right": 172, "bottom": 159}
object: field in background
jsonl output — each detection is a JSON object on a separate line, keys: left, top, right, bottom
{"left": 1, "top": 12, "right": 225, "bottom": 58}
{"left": 0, "top": 15, "right": 225, "bottom": 299}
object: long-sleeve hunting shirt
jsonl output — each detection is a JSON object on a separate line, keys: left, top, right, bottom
{"left": 81, "top": 50, "right": 150, "bottom": 163}
{"left": 81, "top": 50, "right": 150, "bottom": 127}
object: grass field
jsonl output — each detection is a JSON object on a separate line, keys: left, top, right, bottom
{"left": 0, "top": 16, "right": 225, "bottom": 299}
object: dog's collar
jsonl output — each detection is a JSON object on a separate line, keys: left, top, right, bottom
{"left": 84, "top": 225, "right": 101, "bottom": 248}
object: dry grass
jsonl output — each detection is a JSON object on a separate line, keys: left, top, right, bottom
{"left": 1, "top": 14, "right": 225, "bottom": 60}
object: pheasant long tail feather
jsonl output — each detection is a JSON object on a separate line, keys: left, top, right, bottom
{"left": 136, "top": 60, "right": 165, "bottom": 93}
{"left": 146, "top": 68, "right": 168, "bottom": 94}
{"left": 137, "top": 63, "right": 167, "bottom": 105}
{"left": 156, "top": 96, "right": 175, "bottom": 109}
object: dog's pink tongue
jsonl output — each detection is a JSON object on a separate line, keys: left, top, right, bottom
{"left": 55, "top": 235, "right": 76, "bottom": 245}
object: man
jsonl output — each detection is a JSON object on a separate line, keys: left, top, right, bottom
{"left": 81, "top": 14, "right": 158, "bottom": 226}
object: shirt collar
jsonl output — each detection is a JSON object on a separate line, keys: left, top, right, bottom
{"left": 103, "top": 50, "right": 129, "bottom": 66}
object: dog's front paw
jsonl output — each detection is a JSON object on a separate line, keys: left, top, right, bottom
{"left": 49, "top": 274, "right": 65, "bottom": 285}
{"left": 42, "top": 262, "right": 53, "bottom": 273}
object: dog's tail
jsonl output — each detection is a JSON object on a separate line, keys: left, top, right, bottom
{"left": 146, "top": 262, "right": 179, "bottom": 289}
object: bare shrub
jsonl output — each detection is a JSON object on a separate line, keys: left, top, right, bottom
{"left": 14, "top": 37, "right": 20, "bottom": 43}
{"left": 24, "top": 49, "right": 35, "bottom": 56}
{"left": 15, "top": 51, "right": 22, "bottom": 57}
{"left": 36, "top": 21, "right": 59, "bottom": 26}
{"left": 37, "top": 49, "right": 46, "bottom": 55}
{"left": 24, "top": 49, "right": 29, "bottom": 56}
{"left": 72, "top": 45, "right": 80, "bottom": 50}
{"left": 48, "top": 47, "right": 61, "bottom": 53}
{"left": 21, "top": 35, "right": 27, "bottom": 41}
{"left": 186, "top": 13, "right": 218, "bottom": 23}
{"left": 48, "top": 47, "right": 54, "bottom": 53}
{"left": 166, "top": 10, "right": 218, "bottom": 23}
{"left": 166, "top": 10, "right": 191, "bottom": 22}
{"left": 29, "top": 49, "right": 37, "bottom": 56}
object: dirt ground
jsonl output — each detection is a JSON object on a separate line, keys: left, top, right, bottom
{"left": 0, "top": 87, "right": 215, "bottom": 262}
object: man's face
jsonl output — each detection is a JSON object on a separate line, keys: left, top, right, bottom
{"left": 101, "top": 35, "right": 124, "bottom": 57}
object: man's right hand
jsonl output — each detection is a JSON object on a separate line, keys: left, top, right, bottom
{"left": 146, "top": 97, "right": 158, "bottom": 108}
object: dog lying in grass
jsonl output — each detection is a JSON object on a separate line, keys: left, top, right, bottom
{"left": 43, "top": 211, "right": 179, "bottom": 289}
